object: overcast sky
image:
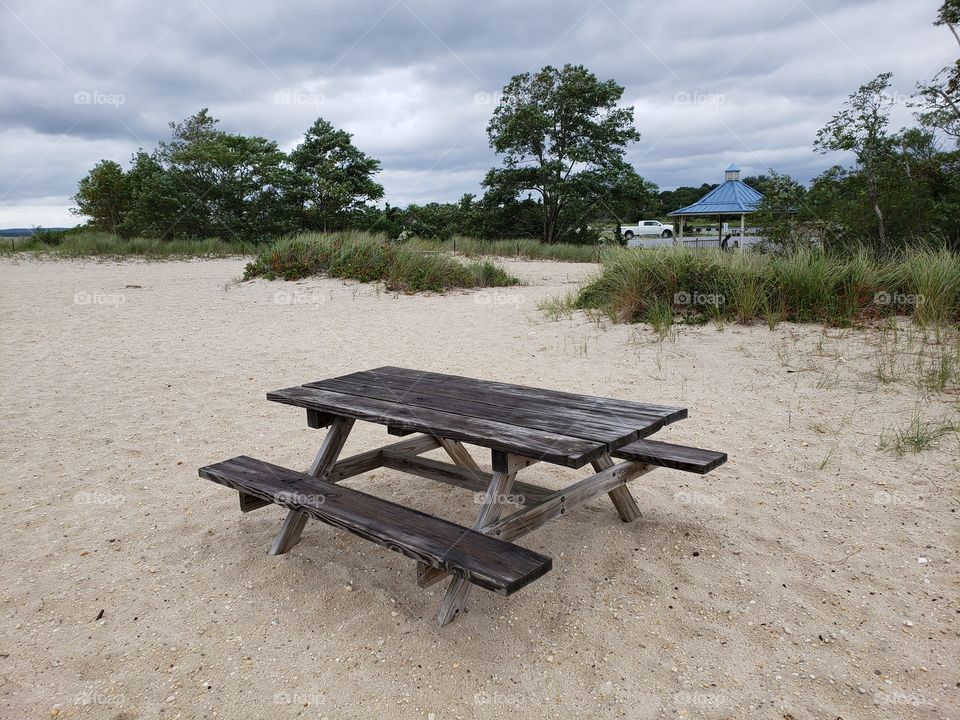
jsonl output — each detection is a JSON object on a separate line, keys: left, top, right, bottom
{"left": 0, "top": 0, "right": 952, "bottom": 227}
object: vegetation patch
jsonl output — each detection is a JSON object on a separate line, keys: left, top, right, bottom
{"left": 572, "top": 246, "right": 960, "bottom": 327}
{"left": 243, "top": 232, "right": 520, "bottom": 293}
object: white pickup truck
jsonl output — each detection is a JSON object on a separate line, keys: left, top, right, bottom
{"left": 622, "top": 220, "right": 674, "bottom": 240}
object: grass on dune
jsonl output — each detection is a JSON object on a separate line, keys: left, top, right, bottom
{"left": 243, "top": 231, "right": 520, "bottom": 293}
{"left": 0, "top": 231, "right": 255, "bottom": 258}
{"left": 572, "top": 245, "right": 960, "bottom": 327}
{"left": 409, "top": 236, "right": 603, "bottom": 263}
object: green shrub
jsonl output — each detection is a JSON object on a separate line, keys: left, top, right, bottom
{"left": 243, "top": 232, "right": 520, "bottom": 292}
{"left": 572, "top": 246, "right": 960, "bottom": 326}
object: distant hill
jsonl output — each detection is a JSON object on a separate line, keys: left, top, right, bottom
{"left": 0, "top": 228, "right": 72, "bottom": 237}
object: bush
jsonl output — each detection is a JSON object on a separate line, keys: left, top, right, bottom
{"left": 572, "top": 246, "right": 960, "bottom": 326}
{"left": 243, "top": 231, "right": 520, "bottom": 293}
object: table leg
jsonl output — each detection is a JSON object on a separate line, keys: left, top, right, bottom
{"left": 437, "top": 450, "right": 517, "bottom": 626}
{"left": 270, "top": 416, "right": 355, "bottom": 555}
{"left": 593, "top": 451, "right": 642, "bottom": 522}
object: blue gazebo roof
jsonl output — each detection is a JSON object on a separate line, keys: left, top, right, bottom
{"left": 668, "top": 165, "right": 763, "bottom": 216}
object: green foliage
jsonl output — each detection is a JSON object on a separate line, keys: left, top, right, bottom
{"left": 288, "top": 118, "right": 384, "bottom": 231}
{"left": 72, "top": 160, "right": 130, "bottom": 233}
{"left": 0, "top": 229, "right": 254, "bottom": 258}
{"left": 572, "top": 246, "right": 960, "bottom": 326}
{"left": 483, "top": 64, "right": 643, "bottom": 244}
{"left": 243, "top": 232, "right": 520, "bottom": 293}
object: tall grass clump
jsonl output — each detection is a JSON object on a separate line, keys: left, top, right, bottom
{"left": 409, "top": 236, "right": 603, "bottom": 263}
{"left": 1, "top": 230, "right": 256, "bottom": 258}
{"left": 572, "top": 246, "right": 960, "bottom": 327}
{"left": 243, "top": 231, "right": 519, "bottom": 292}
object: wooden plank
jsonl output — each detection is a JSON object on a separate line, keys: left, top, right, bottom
{"left": 484, "top": 461, "right": 654, "bottom": 543}
{"left": 438, "top": 438, "right": 483, "bottom": 474}
{"left": 267, "top": 385, "right": 605, "bottom": 469}
{"left": 239, "top": 491, "right": 270, "bottom": 513}
{"left": 355, "top": 367, "right": 688, "bottom": 424}
{"left": 593, "top": 452, "right": 642, "bottom": 523}
{"left": 327, "top": 434, "right": 440, "bottom": 482}
{"left": 308, "top": 375, "right": 658, "bottom": 448}
{"left": 271, "top": 417, "right": 354, "bottom": 555}
{"left": 199, "top": 456, "right": 553, "bottom": 596}
{"left": 438, "top": 456, "right": 519, "bottom": 625}
{"left": 381, "top": 451, "right": 552, "bottom": 504}
{"left": 612, "top": 439, "right": 727, "bottom": 474}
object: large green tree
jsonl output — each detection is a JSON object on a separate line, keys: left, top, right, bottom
{"left": 483, "top": 64, "right": 641, "bottom": 243}
{"left": 815, "top": 73, "right": 895, "bottom": 246}
{"left": 915, "top": 1, "right": 960, "bottom": 142}
{"left": 72, "top": 160, "right": 130, "bottom": 233}
{"left": 288, "top": 118, "right": 384, "bottom": 232}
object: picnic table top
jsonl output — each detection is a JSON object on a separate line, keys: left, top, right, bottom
{"left": 267, "top": 366, "right": 687, "bottom": 469}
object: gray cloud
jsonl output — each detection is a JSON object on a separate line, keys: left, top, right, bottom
{"left": 0, "top": 0, "right": 952, "bottom": 226}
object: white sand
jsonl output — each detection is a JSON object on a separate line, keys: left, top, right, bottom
{"left": 0, "top": 256, "right": 956, "bottom": 719}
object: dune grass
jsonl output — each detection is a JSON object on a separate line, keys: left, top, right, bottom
{"left": 409, "top": 236, "right": 604, "bottom": 263}
{"left": 572, "top": 246, "right": 960, "bottom": 327}
{"left": 0, "top": 230, "right": 255, "bottom": 258}
{"left": 243, "top": 231, "right": 520, "bottom": 292}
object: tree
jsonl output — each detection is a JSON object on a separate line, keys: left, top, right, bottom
{"left": 914, "top": 1, "right": 960, "bottom": 142}
{"left": 288, "top": 118, "right": 384, "bottom": 232}
{"left": 815, "top": 73, "right": 895, "bottom": 246}
{"left": 483, "top": 64, "right": 641, "bottom": 243}
{"left": 72, "top": 160, "right": 130, "bottom": 233}
{"left": 752, "top": 170, "right": 810, "bottom": 252}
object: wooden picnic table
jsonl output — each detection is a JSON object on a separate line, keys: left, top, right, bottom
{"left": 199, "top": 366, "right": 726, "bottom": 626}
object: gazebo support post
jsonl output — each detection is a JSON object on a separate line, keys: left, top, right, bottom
{"left": 677, "top": 217, "right": 684, "bottom": 246}
{"left": 740, "top": 213, "right": 745, "bottom": 250}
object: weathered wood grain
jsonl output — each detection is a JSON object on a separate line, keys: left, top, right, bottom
{"left": 308, "top": 375, "right": 658, "bottom": 448}
{"left": 357, "top": 367, "right": 687, "bottom": 424}
{"left": 593, "top": 452, "right": 642, "bottom": 523}
{"left": 612, "top": 439, "right": 727, "bottom": 474}
{"left": 485, "top": 461, "right": 654, "bottom": 543}
{"left": 267, "top": 385, "right": 605, "bottom": 468}
{"left": 199, "top": 456, "right": 552, "bottom": 595}
{"left": 271, "top": 417, "right": 354, "bottom": 555}
{"left": 437, "top": 458, "right": 519, "bottom": 625}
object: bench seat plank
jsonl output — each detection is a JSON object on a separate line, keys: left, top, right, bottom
{"left": 611, "top": 439, "right": 727, "bottom": 474}
{"left": 199, "top": 456, "right": 553, "bottom": 595}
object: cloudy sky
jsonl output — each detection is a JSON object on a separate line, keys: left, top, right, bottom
{"left": 0, "top": 0, "right": 952, "bottom": 227}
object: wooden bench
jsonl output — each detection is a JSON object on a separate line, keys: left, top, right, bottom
{"left": 199, "top": 455, "right": 553, "bottom": 595}
{"left": 611, "top": 438, "right": 727, "bottom": 474}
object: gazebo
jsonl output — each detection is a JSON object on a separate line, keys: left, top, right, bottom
{"left": 668, "top": 164, "right": 762, "bottom": 247}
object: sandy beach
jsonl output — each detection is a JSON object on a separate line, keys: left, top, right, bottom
{"left": 0, "top": 256, "right": 956, "bottom": 720}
